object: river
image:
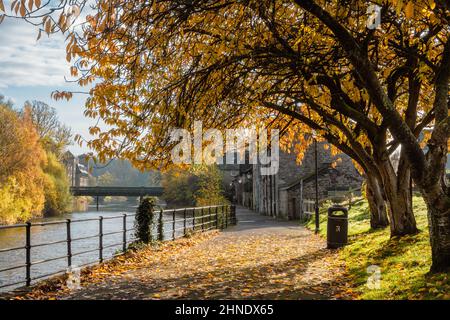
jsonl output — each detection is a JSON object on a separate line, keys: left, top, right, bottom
{"left": 0, "top": 202, "right": 200, "bottom": 293}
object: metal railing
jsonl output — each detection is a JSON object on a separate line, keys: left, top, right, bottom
{"left": 301, "top": 199, "right": 316, "bottom": 218}
{"left": 0, "top": 204, "right": 236, "bottom": 291}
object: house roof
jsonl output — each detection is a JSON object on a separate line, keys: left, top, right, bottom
{"left": 62, "top": 150, "right": 75, "bottom": 160}
{"left": 76, "top": 164, "right": 90, "bottom": 176}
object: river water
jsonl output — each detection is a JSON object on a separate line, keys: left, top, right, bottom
{"left": 0, "top": 203, "right": 205, "bottom": 292}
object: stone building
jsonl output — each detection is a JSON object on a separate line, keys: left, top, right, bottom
{"left": 232, "top": 142, "right": 363, "bottom": 220}
{"left": 61, "top": 151, "right": 91, "bottom": 187}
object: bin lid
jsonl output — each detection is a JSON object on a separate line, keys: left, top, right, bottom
{"left": 328, "top": 205, "right": 348, "bottom": 217}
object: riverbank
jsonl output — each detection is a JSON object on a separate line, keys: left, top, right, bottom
{"left": 0, "top": 206, "right": 138, "bottom": 291}
{"left": 306, "top": 197, "right": 450, "bottom": 299}
{"left": 1, "top": 231, "right": 220, "bottom": 300}
{"left": 4, "top": 207, "right": 354, "bottom": 300}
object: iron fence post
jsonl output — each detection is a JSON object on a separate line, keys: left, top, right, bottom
{"left": 193, "top": 208, "right": 196, "bottom": 232}
{"left": 221, "top": 206, "right": 225, "bottom": 229}
{"left": 172, "top": 209, "right": 176, "bottom": 240}
{"left": 208, "top": 207, "right": 211, "bottom": 230}
{"left": 158, "top": 209, "right": 163, "bottom": 241}
{"left": 201, "top": 208, "right": 204, "bottom": 232}
{"left": 99, "top": 216, "right": 103, "bottom": 263}
{"left": 225, "top": 206, "right": 228, "bottom": 228}
{"left": 183, "top": 208, "right": 187, "bottom": 236}
{"left": 231, "top": 205, "right": 236, "bottom": 225}
{"left": 215, "top": 206, "right": 219, "bottom": 229}
{"left": 25, "top": 222, "right": 31, "bottom": 286}
{"left": 66, "top": 219, "right": 72, "bottom": 267}
{"left": 123, "top": 214, "right": 127, "bottom": 252}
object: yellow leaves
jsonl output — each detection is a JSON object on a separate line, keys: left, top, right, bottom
{"left": 388, "top": 0, "right": 420, "bottom": 18}
{"left": 89, "top": 126, "right": 101, "bottom": 135}
{"left": 430, "top": 1, "right": 436, "bottom": 10}
{"left": 360, "top": 89, "right": 369, "bottom": 102}
{"left": 404, "top": 2, "right": 414, "bottom": 19}
{"left": 394, "top": 0, "right": 404, "bottom": 15}
{"left": 0, "top": 0, "right": 4, "bottom": 12}
{"left": 78, "top": 76, "right": 95, "bottom": 86}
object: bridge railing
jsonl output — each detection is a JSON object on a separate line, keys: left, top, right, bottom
{"left": 0, "top": 204, "right": 236, "bottom": 292}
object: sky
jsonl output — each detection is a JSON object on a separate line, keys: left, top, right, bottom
{"left": 0, "top": 16, "right": 94, "bottom": 155}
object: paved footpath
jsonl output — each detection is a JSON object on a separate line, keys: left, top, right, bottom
{"left": 59, "top": 207, "right": 351, "bottom": 300}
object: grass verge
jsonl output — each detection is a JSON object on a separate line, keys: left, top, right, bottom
{"left": 306, "top": 196, "right": 450, "bottom": 299}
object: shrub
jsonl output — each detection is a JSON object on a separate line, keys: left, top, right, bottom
{"left": 134, "top": 197, "right": 156, "bottom": 243}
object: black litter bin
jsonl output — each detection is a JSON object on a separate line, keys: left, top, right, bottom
{"left": 327, "top": 205, "right": 348, "bottom": 249}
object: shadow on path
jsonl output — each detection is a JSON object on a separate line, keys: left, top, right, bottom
{"left": 62, "top": 207, "right": 350, "bottom": 300}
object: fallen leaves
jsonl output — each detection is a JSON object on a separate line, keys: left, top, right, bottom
{"left": 4, "top": 211, "right": 356, "bottom": 300}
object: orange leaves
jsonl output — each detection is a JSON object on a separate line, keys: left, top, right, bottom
{"left": 404, "top": 2, "right": 414, "bottom": 19}
{"left": 388, "top": 0, "right": 436, "bottom": 18}
{"left": 43, "top": 16, "right": 52, "bottom": 34}
{"left": 58, "top": 13, "right": 67, "bottom": 31}
{"left": 70, "top": 66, "right": 78, "bottom": 77}
{"left": 51, "top": 91, "right": 73, "bottom": 101}
{"left": 89, "top": 126, "right": 101, "bottom": 135}
{"left": 6, "top": 0, "right": 44, "bottom": 16}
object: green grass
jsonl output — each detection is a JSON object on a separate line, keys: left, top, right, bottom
{"left": 306, "top": 197, "right": 450, "bottom": 300}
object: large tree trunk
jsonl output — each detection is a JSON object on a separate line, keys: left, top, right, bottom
{"left": 423, "top": 186, "right": 450, "bottom": 272}
{"left": 377, "top": 158, "right": 418, "bottom": 237}
{"left": 420, "top": 136, "right": 450, "bottom": 272}
{"left": 365, "top": 175, "right": 389, "bottom": 229}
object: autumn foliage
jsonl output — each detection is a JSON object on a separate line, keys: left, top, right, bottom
{"left": 1, "top": 0, "right": 449, "bottom": 270}
{"left": 162, "top": 165, "right": 228, "bottom": 207}
{"left": 0, "top": 99, "right": 72, "bottom": 224}
{"left": 0, "top": 104, "right": 47, "bottom": 224}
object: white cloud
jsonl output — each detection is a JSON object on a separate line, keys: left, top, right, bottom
{"left": 0, "top": 18, "right": 71, "bottom": 88}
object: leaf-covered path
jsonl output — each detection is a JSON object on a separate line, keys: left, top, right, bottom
{"left": 51, "top": 207, "right": 353, "bottom": 300}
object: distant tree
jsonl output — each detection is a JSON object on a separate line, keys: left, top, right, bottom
{"left": 98, "top": 172, "right": 115, "bottom": 186}
{"left": 0, "top": 94, "right": 13, "bottom": 109}
{"left": 42, "top": 152, "right": 72, "bottom": 216}
{"left": 162, "top": 165, "right": 227, "bottom": 207}
{"left": 90, "top": 159, "right": 161, "bottom": 187}
{"left": 23, "top": 100, "right": 73, "bottom": 156}
{"left": 0, "top": 104, "right": 47, "bottom": 224}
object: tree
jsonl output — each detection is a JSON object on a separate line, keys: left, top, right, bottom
{"left": 55, "top": 0, "right": 413, "bottom": 233}
{"left": 3, "top": 0, "right": 448, "bottom": 270}
{"left": 22, "top": 100, "right": 73, "bottom": 156}
{"left": 98, "top": 172, "right": 116, "bottom": 186}
{"left": 42, "top": 151, "right": 72, "bottom": 216}
{"left": 90, "top": 159, "right": 162, "bottom": 187}
{"left": 0, "top": 104, "right": 47, "bottom": 224}
{"left": 162, "top": 165, "right": 228, "bottom": 207}
{"left": 0, "top": 94, "right": 13, "bottom": 108}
